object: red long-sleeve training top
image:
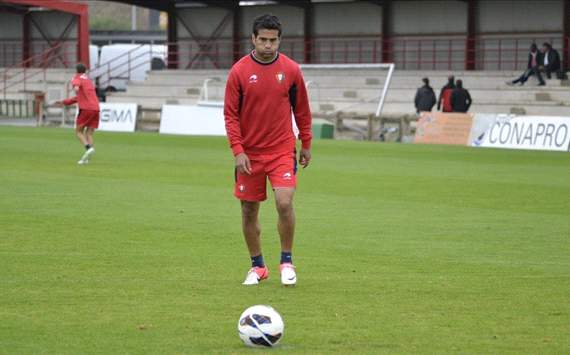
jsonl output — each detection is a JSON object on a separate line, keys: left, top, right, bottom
{"left": 224, "top": 52, "right": 312, "bottom": 156}
{"left": 62, "top": 73, "right": 100, "bottom": 111}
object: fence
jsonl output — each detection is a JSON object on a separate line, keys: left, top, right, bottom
{"left": 167, "top": 34, "right": 568, "bottom": 71}
{"left": 0, "top": 99, "right": 34, "bottom": 118}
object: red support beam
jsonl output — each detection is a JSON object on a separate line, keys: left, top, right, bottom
{"left": 381, "top": 0, "right": 392, "bottom": 63}
{"left": 465, "top": 0, "right": 478, "bottom": 70}
{"left": 304, "top": 2, "right": 313, "bottom": 64}
{"left": 76, "top": 6, "right": 89, "bottom": 67}
{"left": 562, "top": 0, "right": 570, "bottom": 70}
{"left": 22, "top": 11, "right": 31, "bottom": 67}
{"left": 5, "top": 0, "right": 90, "bottom": 67}
{"left": 167, "top": 9, "right": 178, "bottom": 69}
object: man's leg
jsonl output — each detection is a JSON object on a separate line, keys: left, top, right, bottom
{"left": 274, "top": 188, "right": 295, "bottom": 253}
{"left": 75, "top": 125, "right": 87, "bottom": 145}
{"left": 241, "top": 200, "right": 262, "bottom": 257}
{"left": 85, "top": 127, "right": 95, "bottom": 146}
{"left": 240, "top": 200, "right": 268, "bottom": 285}
{"left": 533, "top": 67, "right": 546, "bottom": 85}
{"left": 274, "top": 188, "right": 297, "bottom": 285}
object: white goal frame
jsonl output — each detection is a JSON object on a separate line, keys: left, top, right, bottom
{"left": 300, "top": 63, "right": 396, "bottom": 117}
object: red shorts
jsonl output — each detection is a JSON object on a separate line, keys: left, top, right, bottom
{"left": 234, "top": 151, "right": 297, "bottom": 201}
{"left": 76, "top": 110, "right": 100, "bottom": 129}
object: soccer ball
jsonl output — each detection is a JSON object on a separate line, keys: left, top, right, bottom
{"left": 238, "top": 305, "right": 284, "bottom": 347}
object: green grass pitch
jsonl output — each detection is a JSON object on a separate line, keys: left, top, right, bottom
{"left": 1, "top": 126, "right": 569, "bottom": 354}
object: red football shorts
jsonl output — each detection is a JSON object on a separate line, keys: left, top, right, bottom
{"left": 234, "top": 151, "right": 297, "bottom": 201}
{"left": 76, "top": 109, "right": 100, "bottom": 129}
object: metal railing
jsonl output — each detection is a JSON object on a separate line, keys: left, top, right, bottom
{"left": 163, "top": 34, "right": 569, "bottom": 71}
{"left": 0, "top": 42, "right": 74, "bottom": 99}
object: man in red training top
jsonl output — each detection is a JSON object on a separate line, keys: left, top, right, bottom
{"left": 55, "top": 63, "right": 100, "bottom": 164}
{"left": 224, "top": 14, "right": 312, "bottom": 286}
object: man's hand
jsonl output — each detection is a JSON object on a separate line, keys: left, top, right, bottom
{"left": 299, "top": 148, "right": 311, "bottom": 168}
{"left": 52, "top": 101, "right": 64, "bottom": 107}
{"left": 235, "top": 152, "right": 252, "bottom": 175}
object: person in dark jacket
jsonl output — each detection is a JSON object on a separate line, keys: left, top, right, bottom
{"left": 507, "top": 43, "right": 545, "bottom": 86}
{"left": 540, "top": 42, "right": 561, "bottom": 79}
{"left": 450, "top": 79, "right": 472, "bottom": 113}
{"left": 437, "top": 75, "right": 455, "bottom": 112}
{"left": 414, "top": 77, "right": 436, "bottom": 113}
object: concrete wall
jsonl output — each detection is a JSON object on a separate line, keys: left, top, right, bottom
{"left": 391, "top": 0, "right": 467, "bottom": 35}
{"left": 313, "top": 2, "right": 383, "bottom": 36}
{"left": 478, "top": 0, "right": 563, "bottom": 34}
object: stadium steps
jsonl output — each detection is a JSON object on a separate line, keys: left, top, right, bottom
{"left": 106, "top": 68, "right": 570, "bottom": 123}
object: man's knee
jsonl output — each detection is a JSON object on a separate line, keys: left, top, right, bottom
{"left": 241, "top": 202, "right": 259, "bottom": 220}
{"left": 276, "top": 198, "right": 293, "bottom": 217}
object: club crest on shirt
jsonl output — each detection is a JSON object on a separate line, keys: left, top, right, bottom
{"left": 276, "top": 72, "right": 285, "bottom": 84}
{"left": 249, "top": 74, "right": 258, "bottom": 84}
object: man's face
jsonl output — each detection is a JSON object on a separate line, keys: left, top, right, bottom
{"left": 541, "top": 46, "right": 548, "bottom": 53}
{"left": 252, "top": 29, "right": 280, "bottom": 61}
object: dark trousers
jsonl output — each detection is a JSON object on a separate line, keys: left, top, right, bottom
{"left": 543, "top": 66, "right": 562, "bottom": 79}
{"left": 513, "top": 67, "right": 545, "bottom": 85}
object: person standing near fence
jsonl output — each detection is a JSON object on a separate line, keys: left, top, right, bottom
{"left": 437, "top": 75, "right": 455, "bottom": 112}
{"left": 55, "top": 63, "right": 100, "bottom": 165}
{"left": 414, "top": 77, "right": 436, "bottom": 113}
{"left": 450, "top": 79, "right": 472, "bottom": 113}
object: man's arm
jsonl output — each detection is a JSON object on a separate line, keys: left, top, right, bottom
{"left": 465, "top": 90, "right": 472, "bottom": 111}
{"left": 223, "top": 69, "right": 251, "bottom": 174}
{"left": 55, "top": 85, "right": 79, "bottom": 106}
{"left": 292, "top": 67, "right": 312, "bottom": 168}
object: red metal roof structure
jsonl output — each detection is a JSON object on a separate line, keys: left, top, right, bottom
{"left": 1, "top": 0, "right": 90, "bottom": 67}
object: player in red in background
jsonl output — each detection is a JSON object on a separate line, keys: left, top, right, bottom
{"left": 55, "top": 63, "right": 100, "bottom": 165}
{"left": 224, "top": 14, "right": 312, "bottom": 286}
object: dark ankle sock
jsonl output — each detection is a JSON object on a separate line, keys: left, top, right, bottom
{"left": 85, "top": 144, "right": 91, "bottom": 150}
{"left": 280, "top": 251, "right": 292, "bottom": 264}
{"left": 251, "top": 254, "right": 265, "bottom": 268}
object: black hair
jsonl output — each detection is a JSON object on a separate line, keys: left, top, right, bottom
{"left": 422, "top": 77, "right": 429, "bottom": 85}
{"left": 542, "top": 42, "right": 552, "bottom": 49}
{"left": 76, "top": 63, "right": 87, "bottom": 73}
{"left": 252, "top": 14, "right": 282, "bottom": 37}
{"left": 456, "top": 79, "right": 463, "bottom": 88}
{"left": 530, "top": 43, "right": 538, "bottom": 52}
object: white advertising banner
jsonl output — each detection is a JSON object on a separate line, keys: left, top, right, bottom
{"left": 159, "top": 104, "right": 226, "bottom": 136}
{"left": 98, "top": 103, "right": 138, "bottom": 132}
{"left": 471, "top": 115, "right": 570, "bottom": 152}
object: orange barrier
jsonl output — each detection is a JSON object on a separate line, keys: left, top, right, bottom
{"left": 414, "top": 112, "right": 474, "bottom": 145}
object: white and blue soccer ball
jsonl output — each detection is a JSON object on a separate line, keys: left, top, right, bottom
{"left": 238, "top": 305, "right": 284, "bottom": 347}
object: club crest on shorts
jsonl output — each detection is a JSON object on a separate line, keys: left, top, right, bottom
{"left": 239, "top": 184, "right": 246, "bottom": 192}
{"left": 276, "top": 72, "right": 285, "bottom": 84}
{"left": 282, "top": 172, "right": 292, "bottom": 180}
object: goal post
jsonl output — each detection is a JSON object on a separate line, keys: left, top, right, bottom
{"left": 299, "top": 63, "right": 396, "bottom": 118}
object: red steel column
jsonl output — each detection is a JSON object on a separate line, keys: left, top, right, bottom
{"left": 167, "top": 8, "right": 178, "bottom": 69}
{"left": 77, "top": 6, "right": 90, "bottom": 67}
{"left": 381, "top": 0, "right": 392, "bottom": 63}
{"left": 465, "top": 0, "right": 477, "bottom": 70}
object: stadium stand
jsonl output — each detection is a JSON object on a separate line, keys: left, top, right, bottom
{"left": 103, "top": 68, "right": 570, "bottom": 126}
